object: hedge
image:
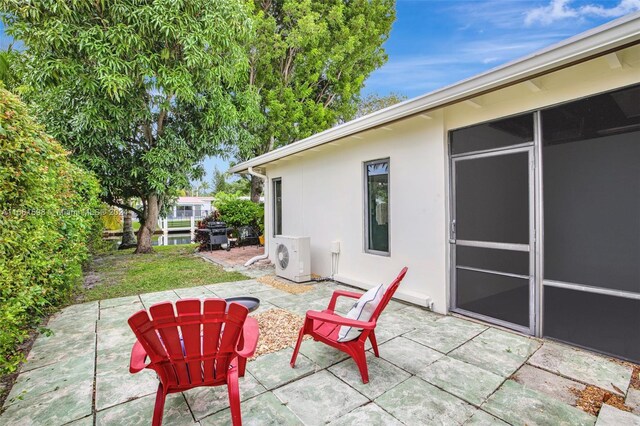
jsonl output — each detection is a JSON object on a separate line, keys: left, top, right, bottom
{"left": 0, "top": 87, "right": 102, "bottom": 374}
{"left": 214, "top": 192, "right": 264, "bottom": 231}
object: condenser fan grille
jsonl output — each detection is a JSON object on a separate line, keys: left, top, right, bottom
{"left": 277, "top": 244, "right": 289, "bottom": 269}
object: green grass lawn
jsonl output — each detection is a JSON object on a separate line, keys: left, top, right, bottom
{"left": 81, "top": 245, "right": 247, "bottom": 301}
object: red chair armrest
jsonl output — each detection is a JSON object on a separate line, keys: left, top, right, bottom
{"left": 326, "top": 289, "right": 363, "bottom": 312}
{"left": 236, "top": 317, "right": 259, "bottom": 359}
{"left": 306, "top": 310, "right": 376, "bottom": 330}
{"left": 129, "top": 340, "right": 149, "bottom": 373}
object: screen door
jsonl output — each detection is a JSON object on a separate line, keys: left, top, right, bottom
{"left": 450, "top": 147, "right": 535, "bottom": 334}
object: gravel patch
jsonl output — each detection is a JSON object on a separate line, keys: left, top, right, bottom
{"left": 257, "top": 275, "right": 314, "bottom": 295}
{"left": 251, "top": 308, "right": 309, "bottom": 359}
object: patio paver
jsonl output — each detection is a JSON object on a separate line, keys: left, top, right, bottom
{"left": 328, "top": 352, "right": 411, "bottom": 399}
{"left": 595, "top": 404, "right": 640, "bottom": 426}
{"left": 327, "top": 402, "right": 403, "bottom": 425}
{"left": 95, "top": 345, "right": 157, "bottom": 411}
{"left": 528, "top": 342, "right": 633, "bottom": 395}
{"left": 100, "top": 295, "right": 141, "bottom": 309}
{"left": 172, "top": 285, "right": 216, "bottom": 299}
{"left": 627, "top": 388, "right": 640, "bottom": 414}
{"left": 482, "top": 380, "right": 596, "bottom": 426}
{"left": 273, "top": 370, "right": 369, "bottom": 426}
{"left": 449, "top": 327, "right": 540, "bottom": 377}
{"left": 6, "top": 352, "right": 94, "bottom": 405}
{"left": 96, "top": 323, "right": 136, "bottom": 353}
{"left": 139, "top": 290, "right": 180, "bottom": 307}
{"left": 4, "top": 274, "right": 640, "bottom": 426}
{"left": 512, "top": 364, "right": 586, "bottom": 406}
{"left": 182, "top": 372, "right": 266, "bottom": 421}
{"left": 378, "top": 336, "right": 443, "bottom": 374}
{"left": 22, "top": 331, "right": 96, "bottom": 372}
{"left": 0, "top": 381, "right": 93, "bottom": 425}
{"left": 95, "top": 393, "right": 195, "bottom": 426}
{"left": 200, "top": 392, "right": 303, "bottom": 426}
{"left": 298, "top": 339, "right": 350, "bottom": 369}
{"left": 247, "top": 348, "right": 316, "bottom": 390}
{"left": 463, "top": 410, "right": 510, "bottom": 425}
{"left": 66, "top": 416, "right": 94, "bottom": 426}
{"left": 375, "top": 376, "right": 476, "bottom": 425}
{"left": 418, "top": 356, "right": 504, "bottom": 406}
{"left": 404, "top": 315, "right": 487, "bottom": 353}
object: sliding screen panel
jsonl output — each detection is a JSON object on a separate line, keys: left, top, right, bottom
{"left": 544, "top": 286, "right": 640, "bottom": 363}
{"left": 543, "top": 85, "right": 640, "bottom": 294}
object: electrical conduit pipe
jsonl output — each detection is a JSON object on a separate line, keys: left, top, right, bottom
{"left": 244, "top": 166, "right": 269, "bottom": 267}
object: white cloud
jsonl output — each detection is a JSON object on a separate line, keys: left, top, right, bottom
{"left": 525, "top": 0, "right": 640, "bottom": 26}
{"left": 580, "top": 0, "right": 640, "bottom": 17}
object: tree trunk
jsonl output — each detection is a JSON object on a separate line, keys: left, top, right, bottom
{"left": 119, "top": 204, "right": 137, "bottom": 250}
{"left": 135, "top": 194, "right": 160, "bottom": 254}
{"left": 250, "top": 175, "right": 263, "bottom": 203}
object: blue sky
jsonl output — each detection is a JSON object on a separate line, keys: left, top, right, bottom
{"left": 2, "top": 0, "right": 638, "bottom": 179}
{"left": 364, "top": 0, "right": 640, "bottom": 97}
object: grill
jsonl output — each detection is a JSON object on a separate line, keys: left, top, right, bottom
{"left": 198, "top": 221, "right": 230, "bottom": 251}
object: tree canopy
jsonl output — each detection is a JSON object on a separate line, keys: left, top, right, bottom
{"left": 355, "top": 92, "right": 407, "bottom": 118}
{"left": 1, "top": 0, "right": 261, "bottom": 252}
{"left": 236, "top": 0, "right": 395, "bottom": 200}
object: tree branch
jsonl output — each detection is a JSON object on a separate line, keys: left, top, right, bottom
{"left": 106, "top": 199, "right": 143, "bottom": 217}
{"left": 157, "top": 93, "right": 174, "bottom": 138}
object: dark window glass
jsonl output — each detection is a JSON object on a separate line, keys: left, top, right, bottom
{"left": 455, "top": 152, "right": 529, "bottom": 244}
{"left": 543, "top": 84, "right": 640, "bottom": 293}
{"left": 456, "top": 269, "right": 529, "bottom": 327}
{"left": 542, "top": 85, "right": 640, "bottom": 146}
{"left": 544, "top": 286, "right": 640, "bottom": 363}
{"left": 366, "top": 160, "right": 389, "bottom": 253}
{"left": 457, "top": 246, "right": 529, "bottom": 276}
{"left": 451, "top": 113, "right": 534, "bottom": 155}
{"left": 273, "top": 179, "right": 282, "bottom": 236}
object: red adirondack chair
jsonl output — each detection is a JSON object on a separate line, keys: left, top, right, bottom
{"left": 290, "top": 267, "right": 408, "bottom": 384}
{"left": 128, "top": 299, "right": 259, "bottom": 426}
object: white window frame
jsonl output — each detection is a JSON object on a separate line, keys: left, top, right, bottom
{"left": 272, "top": 177, "right": 282, "bottom": 237}
{"left": 363, "top": 158, "right": 390, "bottom": 256}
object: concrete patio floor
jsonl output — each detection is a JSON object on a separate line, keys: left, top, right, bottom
{"left": 2, "top": 277, "right": 639, "bottom": 426}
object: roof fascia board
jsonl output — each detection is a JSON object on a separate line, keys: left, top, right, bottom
{"left": 229, "top": 13, "right": 640, "bottom": 174}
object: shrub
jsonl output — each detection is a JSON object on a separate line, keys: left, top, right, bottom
{"left": 0, "top": 87, "right": 102, "bottom": 373}
{"left": 214, "top": 192, "right": 264, "bottom": 232}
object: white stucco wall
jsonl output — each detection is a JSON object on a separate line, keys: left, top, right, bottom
{"left": 259, "top": 45, "right": 640, "bottom": 314}
{"left": 266, "top": 111, "right": 448, "bottom": 311}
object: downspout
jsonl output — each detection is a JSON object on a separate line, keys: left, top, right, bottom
{"left": 244, "top": 166, "right": 269, "bottom": 267}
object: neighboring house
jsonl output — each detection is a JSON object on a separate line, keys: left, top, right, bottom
{"left": 229, "top": 14, "right": 640, "bottom": 363}
{"left": 169, "top": 196, "right": 215, "bottom": 219}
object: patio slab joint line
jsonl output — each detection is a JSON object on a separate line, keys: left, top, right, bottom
{"left": 91, "top": 306, "right": 99, "bottom": 425}
{"left": 444, "top": 325, "right": 492, "bottom": 356}
{"left": 475, "top": 338, "right": 546, "bottom": 424}
{"left": 524, "top": 342, "right": 634, "bottom": 397}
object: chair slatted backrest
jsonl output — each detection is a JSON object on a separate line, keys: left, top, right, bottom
{"left": 369, "top": 267, "right": 408, "bottom": 323}
{"left": 128, "top": 299, "right": 248, "bottom": 389}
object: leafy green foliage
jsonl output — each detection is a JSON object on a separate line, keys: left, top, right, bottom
{"left": 211, "top": 167, "right": 251, "bottom": 196}
{"left": 235, "top": 0, "right": 395, "bottom": 198}
{"left": 1, "top": 0, "right": 261, "bottom": 252}
{"left": 0, "top": 87, "right": 102, "bottom": 374}
{"left": 215, "top": 192, "right": 263, "bottom": 231}
{"left": 355, "top": 92, "right": 407, "bottom": 118}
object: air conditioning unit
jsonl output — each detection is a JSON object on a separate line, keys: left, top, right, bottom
{"left": 275, "top": 236, "right": 311, "bottom": 283}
